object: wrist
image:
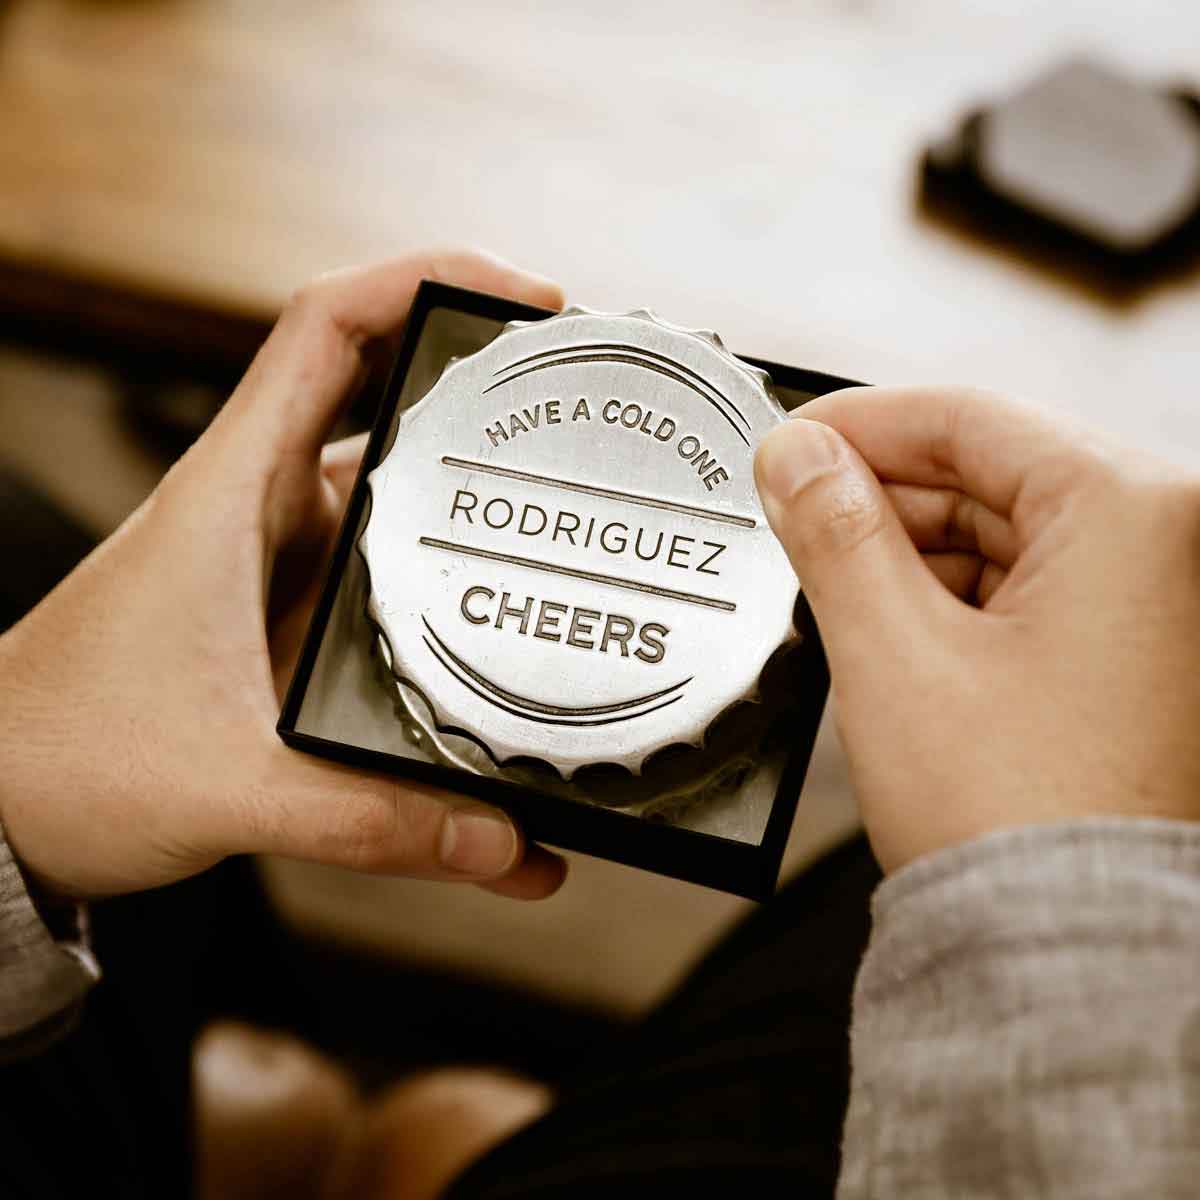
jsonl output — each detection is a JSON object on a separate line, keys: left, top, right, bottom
{"left": 0, "top": 813, "right": 101, "bottom": 1055}
{"left": 0, "top": 621, "right": 73, "bottom": 901}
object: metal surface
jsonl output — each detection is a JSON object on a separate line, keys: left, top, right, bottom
{"left": 361, "top": 308, "right": 799, "bottom": 780}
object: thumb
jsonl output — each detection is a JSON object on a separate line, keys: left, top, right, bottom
{"left": 754, "top": 418, "right": 940, "bottom": 672}
{"left": 243, "top": 752, "right": 522, "bottom": 881}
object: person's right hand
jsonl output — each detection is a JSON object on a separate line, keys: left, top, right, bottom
{"left": 754, "top": 387, "right": 1200, "bottom": 874}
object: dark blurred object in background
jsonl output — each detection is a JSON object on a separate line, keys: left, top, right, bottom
{"left": 0, "top": 256, "right": 381, "bottom": 459}
{"left": 920, "top": 58, "right": 1200, "bottom": 298}
{"left": 0, "top": 258, "right": 267, "bottom": 455}
{"left": 0, "top": 467, "right": 94, "bottom": 634}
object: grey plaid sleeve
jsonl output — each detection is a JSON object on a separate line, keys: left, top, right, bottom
{"left": 0, "top": 822, "right": 100, "bottom": 1061}
{"left": 838, "top": 817, "right": 1200, "bottom": 1199}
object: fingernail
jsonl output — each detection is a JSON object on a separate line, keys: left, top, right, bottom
{"left": 754, "top": 419, "right": 842, "bottom": 508}
{"left": 440, "top": 808, "right": 518, "bottom": 876}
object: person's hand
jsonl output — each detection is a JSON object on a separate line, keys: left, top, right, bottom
{"left": 754, "top": 387, "right": 1200, "bottom": 873}
{"left": 0, "top": 250, "right": 567, "bottom": 900}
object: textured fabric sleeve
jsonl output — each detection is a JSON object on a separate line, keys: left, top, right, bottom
{"left": 0, "top": 820, "right": 99, "bottom": 1061}
{"left": 838, "top": 818, "right": 1200, "bottom": 1199}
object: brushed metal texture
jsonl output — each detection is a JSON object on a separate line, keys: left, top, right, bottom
{"left": 361, "top": 307, "right": 799, "bottom": 780}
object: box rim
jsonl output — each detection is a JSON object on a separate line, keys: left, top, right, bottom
{"left": 278, "top": 280, "right": 860, "bottom": 900}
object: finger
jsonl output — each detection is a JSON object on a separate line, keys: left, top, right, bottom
{"left": 477, "top": 846, "right": 568, "bottom": 900}
{"left": 977, "top": 560, "right": 1009, "bottom": 607}
{"left": 320, "top": 432, "right": 370, "bottom": 509}
{"left": 248, "top": 753, "right": 532, "bottom": 884}
{"left": 754, "top": 418, "right": 951, "bottom": 674}
{"left": 885, "top": 482, "right": 1019, "bottom": 568}
{"left": 264, "top": 433, "right": 373, "bottom": 694}
{"left": 229, "top": 249, "right": 563, "bottom": 461}
{"left": 798, "top": 387, "right": 1109, "bottom": 537}
{"left": 922, "top": 552, "right": 1011, "bottom": 607}
{"left": 923, "top": 551, "right": 986, "bottom": 601}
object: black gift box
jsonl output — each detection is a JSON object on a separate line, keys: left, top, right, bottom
{"left": 278, "top": 282, "right": 860, "bottom": 899}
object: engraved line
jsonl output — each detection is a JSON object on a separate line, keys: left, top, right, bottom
{"left": 422, "top": 617, "right": 690, "bottom": 717}
{"left": 481, "top": 353, "right": 751, "bottom": 447}
{"left": 422, "top": 637, "right": 684, "bottom": 728}
{"left": 485, "top": 351, "right": 750, "bottom": 444}
{"left": 417, "top": 538, "right": 737, "bottom": 613}
{"left": 493, "top": 342, "right": 751, "bottom": 431}
{"left": 440, "top": 456, "right": 756, "bottom": 529}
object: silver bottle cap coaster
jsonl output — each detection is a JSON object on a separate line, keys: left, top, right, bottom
{"left": 360, "top": 307, "right": 799, "bottom": 780}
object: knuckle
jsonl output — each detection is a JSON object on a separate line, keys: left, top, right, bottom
{"left": 954, "top": 385, "right": 1011, "bottom": 413}
{"left": 946, "top": 489, "right": 977, "bottom": 546}
{"left": 335, "top": 782, "right": 442, "bottom": 874}
{"left": 1020, "top": 445, "right": 1114, "bottom": 528}
{"left": 283, "top": 272, "right": 358, "bottom": 345}
{"left": 421, "top": 247, "right": 471, "bottom": 285}
{"left": 934, "top": 389, "right": 967, "bottom": 474}
{"left": 931, "top": 387, "right": 997, "bottom": 473}
{"left": 283, "top": 278, "right": 326, "bottom": 321}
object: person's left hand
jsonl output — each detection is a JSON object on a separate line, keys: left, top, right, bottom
{"left": 0, "top": 250, "right": 567, "bottom": 901}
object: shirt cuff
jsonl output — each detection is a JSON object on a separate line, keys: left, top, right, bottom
{"left": 861, "top": 815, "right": 1200, "bottom": 995}
{"left": 0, "top": 821, "right": 99, "bottom": 1060}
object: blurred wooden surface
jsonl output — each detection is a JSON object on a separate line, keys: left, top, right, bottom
{"left": 2, "top": 0, "right": 1200, "bottom": 1012}
{"left": 2, "top": 0, "right": 1200, "bottom": 457}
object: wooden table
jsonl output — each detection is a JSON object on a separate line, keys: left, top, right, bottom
{"left": 2, "top": 0, "right": 1198, "bottom": 1011}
